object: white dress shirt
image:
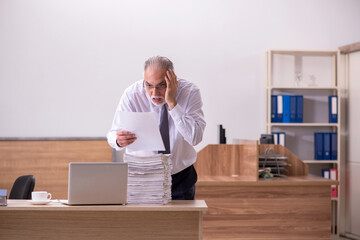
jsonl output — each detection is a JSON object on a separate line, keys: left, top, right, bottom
{"left": 107, "top": 78, "right": 206, "bottom": 174}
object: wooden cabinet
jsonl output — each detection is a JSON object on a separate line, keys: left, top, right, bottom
{"left": 0, "top": 139, "right": 112, "bottom": 200}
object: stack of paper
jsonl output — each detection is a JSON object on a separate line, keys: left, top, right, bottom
{"left": 124, "top": 153, "right": 172, "bottom": 205}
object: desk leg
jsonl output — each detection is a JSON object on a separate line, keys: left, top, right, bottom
{"left": 199, "top": 211, "right": 203, "bottom": 240}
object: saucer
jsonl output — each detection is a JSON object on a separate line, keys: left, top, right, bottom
{"left": 28, "top": 199, "right": 51, "bottom": 205}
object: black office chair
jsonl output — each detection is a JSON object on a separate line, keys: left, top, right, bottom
{"left": 9, "top": 175, "right": 35, "bottom": 199}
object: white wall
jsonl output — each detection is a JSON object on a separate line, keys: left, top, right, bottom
{"left": 1, "top": 0, "right": 360, "bottom": 151}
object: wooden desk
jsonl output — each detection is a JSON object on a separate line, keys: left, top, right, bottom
{"left": 194, "top": 144, "right": 336, "bottom": 240}
{"left": 0, "top": 200, "right": 208, "bottom": 240}
{"left": 196, "top": 176, "right": 336, "bottom": 240}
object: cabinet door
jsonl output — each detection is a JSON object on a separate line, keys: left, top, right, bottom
{"left": 346, "top": 50, "right": 360, "bottom": 237}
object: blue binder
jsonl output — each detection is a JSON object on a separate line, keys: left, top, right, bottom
{"left": 290, "top": 96, "right": 297, "bottom": 123}
{"left": 282, "top": 95, "right": 291, "bottom": 123}
{"left": 271, "top": 95, "right": 277, "bottom": 122}
{"left": 329, "top": 95, "right": 338, "bottom": 123}
{"left": 322, "top": 169, "right": 330, "bottom": 179}
{"left": 276, "top": 95, "right": 283, "bottom": 122}
{"left": 296, "top": 95, "right": 303, "bottom": 123}
{"left": 323, "top": 132, "right": 331, "bottom": 160}
{"left": 314, "top": 132, "right": 323, "bottom": 160}
{"left": 331, "top": 132, "right": 337, "bottom": 160}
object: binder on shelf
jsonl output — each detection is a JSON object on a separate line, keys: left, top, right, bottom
{"left": 277, "top": 95, "right": 283, "bottom": 122}
{"left": 278, "top": 132, "right": 286, "bottom": 146}
{"left": 314, "top": 132, "right": 323, "bottom": 160}
{"left": 329, "top": 95, "right": 338, "bottom": 123}
{"left": 296, "top": 95, "right": 303, "bottom": 123}
{"left": 272, "top": 132, "right": 286, "bottom": 146}
{"left": 323, "top": 133, "right": 331, "bottom": 160}
{"left": 330, "top": 168, "right": 338, "bottom": 198}
{"left": 323, "top": 168, "right": 338, "bottom": 198}
{"left": 271, "top": 95, "right": 277, "bottom": 122}
{"left": 272, "top": 132, "right": 278, "bottom": 145}
{"left": 282, "top": 95, "right": 291, "bottom": 123}
{"left": 322, "top": 169, "right": 330, "bottom": 179}
{"left": 290, "top": 96, "right": 297, "bottom": 122}
{"left": 271, "top": 94, "right": 303, "bottom": 123}
{"left": 331, "top": 132, "right": 337, "bottom": 160}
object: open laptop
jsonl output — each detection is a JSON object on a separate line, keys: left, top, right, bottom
{"left": 60, "top": 162, "right": 128, "bottom": 205}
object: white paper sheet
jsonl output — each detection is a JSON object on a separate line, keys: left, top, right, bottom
{"left": 119, "top": 111, "right": 165, "bottom": 151}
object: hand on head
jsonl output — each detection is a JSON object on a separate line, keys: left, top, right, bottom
{"left": 164, "top": 69, "right": 178, "bottom": 110}
{"left": 116, "top": 130, "right": 136, "bottom": 147}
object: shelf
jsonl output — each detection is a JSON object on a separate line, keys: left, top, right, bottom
{"left": 269, "top": 123, "right": 338, "bottom": 127}
{"left": 269, "top": 86, "right": 338, "bottom": 90}
{"left": 303, "top": 160, "right": 338, "bottom": 164}
{"left": 269, "top": 50, "right": 337, "bottom": 56}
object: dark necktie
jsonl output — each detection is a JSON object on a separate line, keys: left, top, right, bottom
{"left": 158, "top": 105, "right": 170, "bottom": 154}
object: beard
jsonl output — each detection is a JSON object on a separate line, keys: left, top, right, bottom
{"left": 151, "top": 96, "right": 166, "bottom": 107}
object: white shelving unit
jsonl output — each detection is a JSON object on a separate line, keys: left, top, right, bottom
{"left": 266, "top": 50, "right": 341, "bottom": 236}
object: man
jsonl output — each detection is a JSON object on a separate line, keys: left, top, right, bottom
{"left": 107, "top": 56, "right": 206, "bottom": 200}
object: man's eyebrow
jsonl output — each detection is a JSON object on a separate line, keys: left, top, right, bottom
{"left": 145, "top": 81, "right": 153, "bottom": 86}
{"left": 144, "top": 80, "right": 166, "bottom": 86}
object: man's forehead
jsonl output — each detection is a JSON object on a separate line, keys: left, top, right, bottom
{"left": 144, "top": 67, "right": 166, "bottom": 84}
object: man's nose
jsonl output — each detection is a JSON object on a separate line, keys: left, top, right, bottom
{"left": 153, "top": 87, "right": 160, "bottom": 95}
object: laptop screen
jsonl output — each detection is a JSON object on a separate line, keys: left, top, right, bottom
{"left": 67, "top": 162, "right": 128, "bottom": 205}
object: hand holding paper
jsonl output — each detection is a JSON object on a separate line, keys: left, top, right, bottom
{"left": 116, "top": 130, "right": 137, "bottom": 148}
{"left": 117, "top": 111, "right": 165, "bottom": 151}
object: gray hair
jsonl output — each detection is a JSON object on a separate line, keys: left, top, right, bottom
{"left": 144, "top": 56, "right": 174, "bottom": 71}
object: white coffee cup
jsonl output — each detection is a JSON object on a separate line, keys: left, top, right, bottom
{"left": 31, "top": 191, "right": 52, "bottom": 201}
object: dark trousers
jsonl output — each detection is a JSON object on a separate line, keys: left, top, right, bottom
{"left": 171, "top": 165, "right": 197, "bottom": 200}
